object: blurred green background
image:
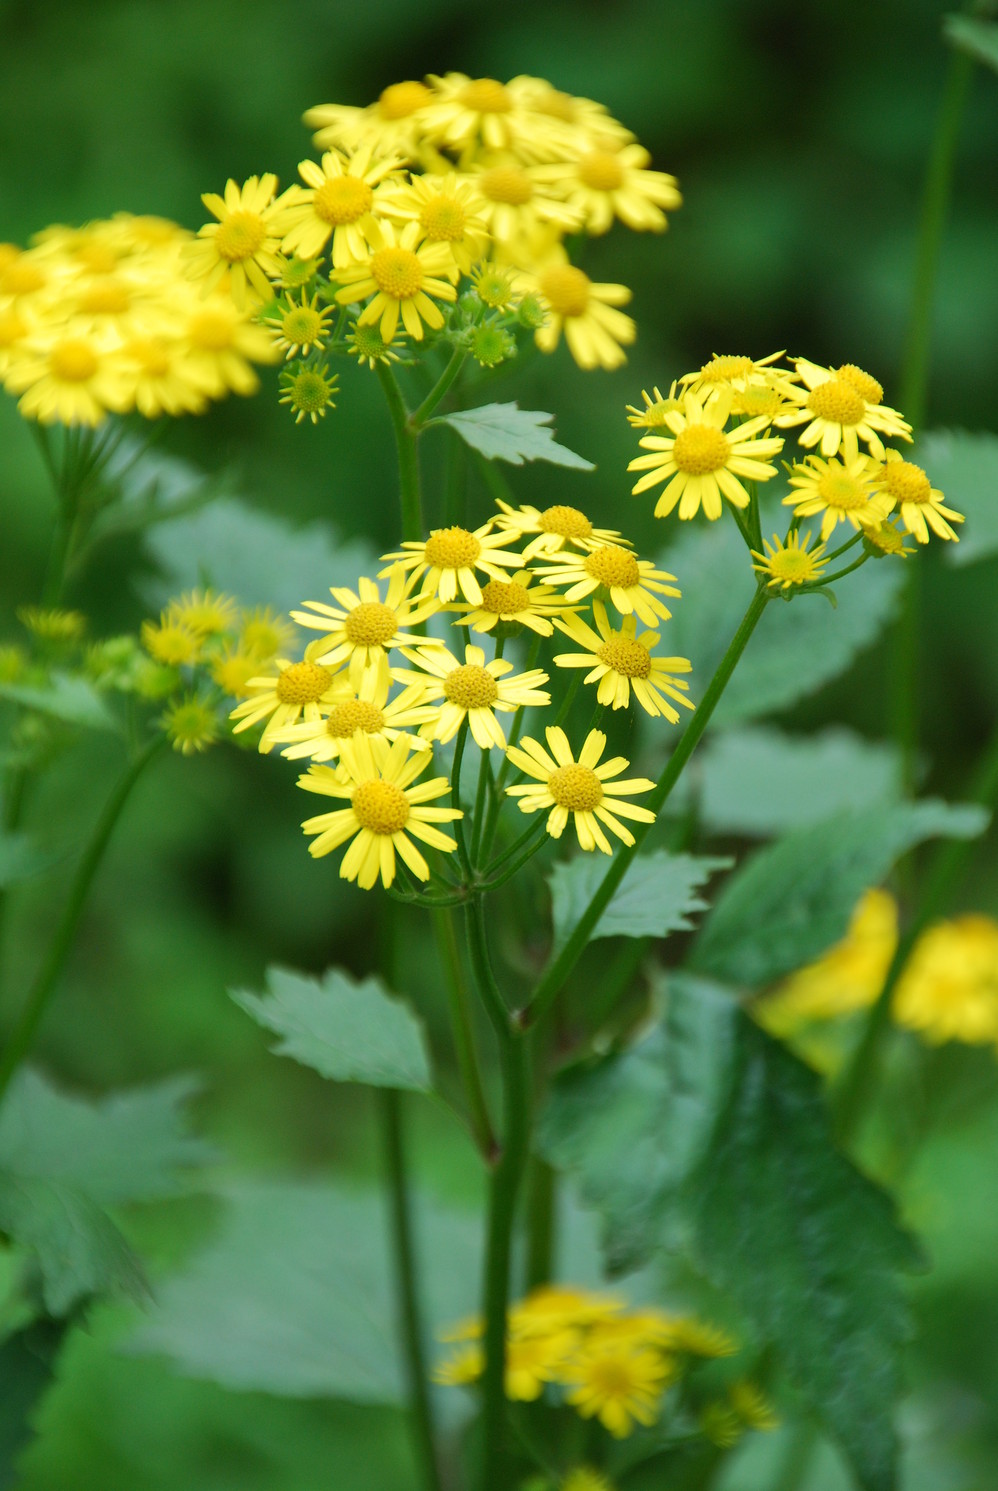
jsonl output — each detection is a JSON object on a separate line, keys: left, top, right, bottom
{"left": 2, "top": 0, "right": 998, "bottom": 1486}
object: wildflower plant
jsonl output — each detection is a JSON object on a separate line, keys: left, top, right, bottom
{"left": 1, "top": 55, "right": 997, "bottom": 1491}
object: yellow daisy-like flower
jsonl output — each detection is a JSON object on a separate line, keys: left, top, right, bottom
{"left": 211, "top": 645, "right": 269, "bottom": 699}
{"left": 119, "top": 335, "right": 210, "bottom": 419}
{"left": 864, "top": 517, "right": 913, "bottom": 558}
{"left": 471, "top": 158, "right": 581, "bottom": 248}
{"left": 161, "top": 694, "right": 219, "bottom": 756}
{"left": 17, "top": 606, "right": 87, "bottom": 642}
{"left": 4, "top": 333, "right": 131, "bottom": 426}
{"left": 304, "top": 81, "right": 435, "bottom": 162}
{"left": 269, "top": 290, "right": 334, "bottom": 359}
{"left": 503, "top": 75, "right": 634, "bottom": 155}
{"left": 334, "top": 218, "right": 457, "bottom": 342}
{"left": 491, "top": 499, "right": 628, "bottom": 562}
{"left": 431, "top": 1330, "right": 578, "bottom": 1402}
{"left": 774, "top": 358, "right": 911, "bottom": 461}
{"left": 180, "top": 298, "right": 279, "bottom": 399}
{"left": 239, "top": 606, "right": 295, "bottom": 659}
{"left": 871, "top": 449, "right": 963, "bottom": 544}
{"left": 380, "top": 521, "right": 522, "bottom": 606}
{"left": 562, "top": 1340, "right": 672, "bottom": 1438}
{"left": 278, "top": 362, "right": 339, "bottom": 425}
{"left": 625, "top": 384, "right": 681, "bottom": 429}
{"left": 511, "top": 1286, "right": 624, "bottom": 1335}
{"left": 419, "top": 74, "right": 533, "bottom": 158}
{"left": 276, "top": 680, "right": 435, "bottom": 761}
{"left": 291, "top": 568, "right": 442, "bottom": 694}
{"left": 228, "top": 650, "right": 346, "bottom": 752}
{"left": 521, "top": 258, "right": 635, "bottom": 371}
{"left": 378, "top": 172, "right": 491, "bottom": 277}
{"left": 298, "top": 734, "right": 461, "bottom": 888}
{"left": 679, "top": 351, "right": 795, "bottom": 399}
{"left": 166, "top": 588, "right": 239, "bottom": 638}
{"left": 784, "top": 453, "right": 892, "bottom": 540}
{"left": 536, "top": 143, "right": 681, "bottom": 235}
{"left": 140, "top": 613, "right": 202, "bottom": 667}
{"left": 628, "top": 388, "right": 784, "bottom": 520}
{"left": 394, "top": 642, "right": 550, "bottom": 750}
{"left": 505, "top": 727, "right": 656, "bottom": 853}
{"left": 751, "top": 530, "right": 829, "bottom": 590}
{"left": 432, "top": 1343, "right": 484, "bottom": 1387}
{"left": 274, "top": 146, "right": 402, "bottom": 268}
{"left": 553, "top": 602, "right": 694, "bottom": 720}
{"left": 534, "top": 544, "right": 680, "bottom": 627}
{"left": 186, "top": 175, "right": 285, "bottom": 308}
{"left": 893, "top": 915, "right": 998, "bottom": 1047}
{"left": 453, "top": 569, "right": 576, "bottom": 637}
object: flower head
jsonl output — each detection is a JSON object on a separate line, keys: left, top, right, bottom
{"left": 291, "top": 567, "right": 441, "bottom": 694}
{"left": 394, "top": 642, "right": 550, "bottom": 749}
{"left": 784, "top": 453, "right": 892, "bottom": 540}
{"left": 269, "top": 290, "right": 334, "bottom": 359}
{"left": 186, "top": 174, "right": 285, "bottom": 308}
{"left": 562, "top": 1339, "right": 673, "bottom": 1438}
{"left": 534, "top": 544, "right": 680, "bottom": 627}
{"left": 453, "top": 569, "right": 575, "bottom": 637}
{"left": 278, "top": 362, "right": 339, "bottom": 424}
{"left": 519, "top": 256, "right": 634, "bottom": 371}
{"left": 276, "top": 678, "right": 435, "bottom": 762}
{"left": 871, "top": 449, "right": 963, "bottom": 544}
{"left": 274, "top": 146, "right": 402, "bottom": 267}
{"left": 379, "top": 172, "right": 491, "bottom": 276}
{"left": 505, "top": 727, "right": 656, "bottom": 853}
{"left": 625, "top": 383, "right": 681, "bottom": 429}
{"left": 334, "top": 218, "right": 457, "bottom": 342}
{"left": 553, "top": 602, "right": 694, "bottom": 719}
{"left": 751, "top": 530, "right": 829, "bottom": 590}
{"left": 380, "top": 521, "right": 521, "bottom": 606}
{"left": 161, "top": 694, "right": 219, "bottom": 755}
{"left": 535, "top": 143, "right": 681, "bottom": 235}
{"left": 775, "top": 358, "right": 911, "bottom": 461}
{"left": 894, "top": 915, "right": 998, "bottom": 1046}
{"left": 346, "top": 320, "right": 401, "bottom": 368}
{"left": 228, "top": 649, "right": 346, "bottom": 751}
{"left": 628, "top": 388, "right": 783, "bottom": 520}
{"left": 491, "top": 499, "right": 628, "bottom": 562}
{"left": 304, "top": 81, "right": 435, "bottom": 162}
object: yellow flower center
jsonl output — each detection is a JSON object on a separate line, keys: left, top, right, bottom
{"left": 579, "top": 150, "right": 625, "bottom": 192}
{"left": 458, "top": 78, "right": 511, "bottom": 115}
{"left": 282, "top": 306, "right": 324, "bottom": 344}
{"left": 345, "top": 601, "right": 398, "bottom": 647}
{"left": 0, "top": 261, "right": 45, "bottom": 296}
{"left": 479, "top": 580, "right": 530, "bottom": 615}
{"left": 125, "top": 337, "right": 171, "bottom": 376}
{"left": 424, "top": 526, "right": 482, "bottom": 569}
{"left": 636, "top": 399, "right": 678, "bottom": 427}
{"left": 188, "top": 310, "right": 235, "bottom": 351}
{"left": 49, "top": 338, "right": 99, "bottom": 383}
{"left": 480, "top": 166, "right": 533, "bottom": 206}
{"left": 817, "top": 470, "right": 869, "bottom": 510}
{"left": 586, "top": 1357, "right": 642, "bottom": 1398}
{"left": 419, "top": 195, "right": 467, "bottom": 241}
{"left": 598, "top": 637, "right": 652, "bottom": 678}
{"left": 79, "top": 277, "right": 132, "bottom": 314}
{"left": 880, "top": 459, "right": 931, "bottom": 504}
{"left": 444, "top": 664, "right": 499, "bottom": 710}
{"left": 837, "top": 363, "right": 883, "bottom": 406}
{"left": 539, "top": 265, "right": 591, "bottom": 318}
{"left": 548, "top": 763, "right": 603, "bottom": 812}
{"left": 735, "top": 385, "right": 783, "bottom": 418}
{"left": 76, "top": 242, "right": 122, "bottom": 273}
{"left": 275, "top": 660, "right": 333, "bottom": 704}
{"left": 535, "top": 89, "right": 576, "bottom": 121}
{"left": 371, "top": 246, "right": 424, "bottom": 300}
{"left": 378, "top": 81, "right": 432, "bottom": 119}
{"left": 312, "top": 176, "right": 374, "bottom": 226}
{"left": 672, "top": 425, "right": 731, "bottom": 475}
{"left": 768, "top": 548, "right": 814, "bottom": 583}
{"left": 326, "top": 699, "right": 385, "bottom": 736}
{"left": 807, "top": 379, "right": 866, "bottom": 426}
{"left": 352, "top": 778, "right": 410, "bottom": 834}
{"left": 699, "top": 355, "right": 756, "bottom": 384}
{"left": 539, "top": 504, "right": 592, "bottom": 539}
{"left": 213, "top": 211, "right": 267, "bottom": 262}
{"left": 0, "top": 310, "right": 26, "bottom": 347}
{"left": 584, "top": 545, "right": 641, "bottom": 590}
{"left": 867, "top": 523, "right": 905, "bottom": 554}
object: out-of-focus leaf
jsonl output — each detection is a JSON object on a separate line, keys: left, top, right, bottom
{"left": 231, "top": 967, "right": 433, "bottom": 1092}
{"left": 0, "top": 675, "right": 117, "bottom": 733}
{"left": 127, "top": 1182, "right": 480, "bottom": 1403}
{"left": 548, "top": 850, "right": 729, "bottom": 955}
{"left": 0, "top": 833, "right": 54, "bottom": 890}
{"left": 690, "top": 799, "right": 988, "bottom": 988}
{"left": 0, "top": 1319, "right": 71, "bottom": 1488}
{"left": 89, "top": 440, "right": 237, "bottom": 545}
{"left": 915, "top": 430, "right": 998, "bottom": 566}
{"left": 693, "top": 726, "right": 903, "bottom": 837}
{"left": 944, "top": 13, "right": 998, "bottom": 72}
{"left": 434, "top": 403, "right": 595, "bottom": 469}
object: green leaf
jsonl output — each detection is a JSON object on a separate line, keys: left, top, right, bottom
{"left": 434, "top": 402, "right": 595, "bottom": 469}
{"left": 0, "top": 1318, "right": 71, "bottom": 1484}
{"left": 126, "top": 1181, "right": 480, "bottom": 1403}
{"left": 548, "top": 850, "right": 730, "bottom": 955}
{"left": 538, "top": 976, "right": 738, "bottom": 1273}
{"left": 0, "top": 833, "right": 55, "bottom": 890}
{"left": 0, "top": 674, "right": 117, "bottom": 733}
{"left": 694, "top": 727, "right": 903, "bottom": 837}
{"left": 944, "top": 13, "right": 998, "bottom": 72}
{"left": 231, "top": 966, "right": 433, "bottom": 1092}
{"left": 690, "top": 798, "right": 988, "bottom": 988}
{"left": 915, "top": 430, "right": 998, "bottom": 566}
{"left": 90, "top": 439, "right": 238, "bottom": 546}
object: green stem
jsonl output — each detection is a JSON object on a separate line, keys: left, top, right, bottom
{"left": 482, "top": 822, "right": 548, "bottom": 891}
{"left": 585, "top": 936, "right": 650, "bottom": 1036}
{"left": 431, "top": 908, "right": 496, "bottom": 1159}
{"left": 524, "top": 1158, "right": 556, "bottom": 1290}
{"left": 483, "top": 818, "right": 545, "bottom": 879}
{"left": 379, "top": 1089, "right": 446, "bottom": 1491}
{"left": 0, "top": 737, "right": 164, "bottom": 1101}
{"left": 412, "top": 349, "right": 468, "bottom": 429}
{"left": 808, "top": 553, "right": 869, "bottom": 587}
{"left": 376, "top": 364, "right": 423, "bottom": 542}
{"left": 450, "top": 720, "right": 474, "bottom": 881}
{"left": 520, "top": 585, "right": 770, "bottom": 1031}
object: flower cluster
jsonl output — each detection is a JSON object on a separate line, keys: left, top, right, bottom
{"left": 757, "top": 888, "right": 998, "bottom": 1052}
{"left": 0, "top": 216, "right": 277, "bottom": 426}
{"left": 432, "top": 1284, "right": 767, "bottom": 1444}
{"left": 228, "top": 499, "right": 694, "bottom": 890}
{"left": 626, "top": 355, "right": 961, "bottom": 574}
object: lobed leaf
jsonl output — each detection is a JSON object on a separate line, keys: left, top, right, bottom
{"left": 0, "top": 674, "right": 118, "bottom": 733}
{"left": 944, "top": 13, "right": 998, "bottom": 73}
{"left": 434, "top": 402, "right": 595, "bottom": 469}
{"left": 915, "top": 429, "right": 998, "bottom": 567}
{"left": 548, "top": 849, "right": 730, "bottom": 955}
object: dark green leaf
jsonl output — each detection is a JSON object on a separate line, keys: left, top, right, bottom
{"left": 231, "top": 966, "right": 433, "bottom": 1092}
{"left": 548, "top": 850, "right": 729, "bottom": 955}
{"left": 435, "top": 403, "right": 595, "bottom": 469}
{"left": 915, "top": 430, "right": 998, "bottom": 566}
{"left": 0, "top": 675, "right": 117, "bottom": 733}
{"left": 0, "top": 1318, "right": 71, "bottom": 1488}
{"left": 944, "top": 13, "right": 998, "bottom": 72}
{"left": 690, "top": 799, "right": 988, "bottom": 987}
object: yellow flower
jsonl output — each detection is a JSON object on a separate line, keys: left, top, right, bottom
{"left": 784, "top": 454, "right": 892, "bottom": 540}
{"left": 774, "top": 358, "right": 911, "bottom": 461}
{"left": 210, "top": 646, "right": 268, "bottom": 699}
{"left": 278, "top": 363, "right": 339, "bottom": 424}
{"left": 239, "top": 606, "right": 295, "bottom": 660}
{"left": 269, "top": 290, "right": 334, "bottom": 359}
{"left": 864, "top": 517, "right": 913, "bottom": 558}
{"left": 560, "top": 1469, "right": 614, "bottom": 1491}
{"left": 535, "top": 143, "right": 681, "bottom": 235}
{"left": 228, "top": 650, "right": 346, "bottom": 751}
{"left": 491, "top": 499, "right": 628, "bottom": 561}
{"left": 625, "top": 383, "right": 681, "bottom": 429}
{"left": 16, "top": 607, "right": 87, "bottom": 642}
{"left": 4, "top": 333, "right": 131, "bottom": 426}
{"left": 505, "top": 1329, "right": 579, "bottom": 1401}
{"left": 346, "top": 321, "right": 401, "bottom": 368}
{"left": 334, "top": 218, "right": 457, "bottom": 342}
{"left": 562, "top": 1339, "right": 672, "bottom": 1437}
{"left": 161, "top": 694, "right": 219, "bottom": 755}
{"left": 186, "top": 175, "right": 286, "bottom": 308}
{"left": 728, "top": 1380, "right": 780, "bottom": 1431}
{"left": 291, "top": 568, "right": 441, "bottom": 694}
{"left": 505, "top": 727, "right": 656, "bottom": 853}
{"left": 471, "top": 158, "right": 581, "bottom": 248}
{"left": 533, "top": 543, "right": 680, "bottom": 627}
{"left": 453, "top": 569, "right": 575, "bottom": 637}
{"left": 304, "top": 81, "right": 435, "bottom": 162}
{"left": 180, "top": 298, "right": 279, "bottom": 399}
{"left": 276, "top": 681, "right": 435, "bottom": 761}
{"left": 521, "top": 258, "right": 635, "bottom": 371}
{"left": 894, "top": 915, "right": 998, "bottom": 1047}
{"left": 380, "top": 521, "right": 521, "bottom": 606}
{"left": 141, "top": 613, "right": 202, "bottom": 667}
{"left": 120, "top": 335, "right": 210, "bottom": 418}
{"left": 166, "top": 589, "right": 239, "bottom": 638}
{"left": 274, "top": 146, "right": 402, "bottom": 267}
{"left": 419, "top": 73, "right": 536, "bottom": 158}
{"left": 871, "top": 449, "right": 963, "bottom": 544}
{"left": 751, "top": 530, "right": 829, "bottom": 590}
{"left": 679, "top": 351, "right": 795, "bottom": 399}
{"left": 553, "top": 602, "right": 694, "bottom": 720}
{"left": 378, "top": 172, "right": 491, "bottom": 277}
{"left": 432, "top": 1342, "right": 485, "bottom": 1386}
{"left": 298, "top": 734, "right": 461, "bottom": 888}
{"left": 394, "top": 641, "right": 550, "bottom": 750}
{"left": 503, "top": 75, "right": 634, "bottom": 157}
{"left": 510, "top": 1285, "right": 624, "bottom": 1335}
{"left": 628, "top": 388, "right": 784, "bottom": 520}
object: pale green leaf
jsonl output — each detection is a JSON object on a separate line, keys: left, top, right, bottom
{"left": 0, "top": 832, "right": 55, "bottom": 890}
{"left": 548, "top": 850, "right": 729, "bottom": 955}
{"left": 0, "top": 674, "right": 117, "bottom": 733}
{"left": 690, "top": 799, "right": 988, "bottom": 987}
{"left": 944, "top": 13, "right": 998, "bottom": 72}
{"left": 915, "top": 429, "right": 998, "bottom": 566}
{"left": 231, "top": 966, "right": 433, "bottom": 1092}
{"left": 435, "top": 402, "right": 595, "bottom": 469}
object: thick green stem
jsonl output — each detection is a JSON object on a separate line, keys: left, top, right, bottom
{"left": 0, "top": 737, "right": 164, "bottom": 1101}
{"left": 524, "top": 1158, "right": 556, "bottom": 1290}
{"left": 520, "top": 586, "right": 770, "bottom": 1031}
{"left": 379, "top": 1088, "right": 446, "bottom": 1491}
{"left": 413, "top": 349, "right": 468, "bottom": 429}
{"left": 376, "top": 364, "right": 423, "bottom": 542}
{"left": 450, "top": 720, "right": 474, "bottom": 881}
{"left": 431, "top": 908, "right": 496, "bottom": 1159}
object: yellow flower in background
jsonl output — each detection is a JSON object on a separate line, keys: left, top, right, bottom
{"left": 472, "top": 158, "right": 581, "bottom": 247}
{"left": 751, "top": 530, "right": 829, "bottom": 590}
{"left": 419, "top": 73, "right": 536, "bottom": 159}
{"left": 380, "top": 521, "right": 521, "bottom": 606}
{"left": 275, "top": 146, "right": 402, "bottom": 267}
{"left": 378, "top": 172, "right": 491, "bottom": 276}
{"left": 304, "top": 81, "right": 435, "bottom": 162}
{"left": 784, "top": 454, "right": 892, "bottom": 540}
{"left": 554, "top": 602, "right": 694, "bottom": 720}
{"left": 166, "top": 589, "right": 239, "bottom": 638}
{"left": 521, "top": 257, "right": 635, "bottom": 370}
{"left": 276, "top": 680, "right": 435, "bottom": 762}
{"left": 4, "top": 334, "right": 131, "bottom": 426}
{"left": 628, "top": 388, "right": 784, "bottom": 519}
{"left": 16, "top": 607, "right": 87, "bottom": 643}
{"left": 161, "top": 694, "right": 219, "bottom": 755}
{"left": 894, "top": 916, "right": 998, "bottom": 1047}
{"left": 562, "top": 1339, "right": 673, "bottom": 1437}
{"left": 394, "top": 641, "right": 550, "bottom": 750}
{"left": 534, "top": 544, "right": 680, "bottom": 627}
{"left": 679, "top": 351, "right": 796, "bottom": 399}
{"left": 292, "top": 568, "right": 442, "bottom": 694}
{"left": 453, "top": 569, "right": 575, "bottom": 637}
{"left": 503, "top": 75, "right": 635, "bottom": 155}
{"left": 228, "top": 650, "right": 346, "bottom": 751}
{"left": 871, "top": 450, "right": 963, "bottom": 544}
{"left": 180, "top": 298, "right": 279, "bottom": 398}
{"left": 298, "top": 733, "right": 461, "bottom": 888}
{"left": 239, "top": 606, "right": 295, "bottom": 660}
{"left": 119, "top": 334, "right": 210, "bottom": 418}
{"left": 491, "top": 500, "right": 628, "bottom": 562}
{"left": 505, "top": 727, "right": 656, "bottom": 853}
{"left": 511, "top": 1285, "right": 624, "bottom": 1334}
{"left": 775, "top": 358, "right": 911, "bottom": 461}
{"left": 141, "top": 612, "right": 202, "bottom": 667}
{"left": 211, "top": 645, "right": 269, "bottom": 699}
{"left": 626, "top": 383, "right": 681, "bottom": 429}
{"left": 334, "top": 218, "right": 457, "bottom": 342}
{"left": 186, "top": 174, "right": 286, "bottom": 308}
{"left": 560, "top": 1469, "right": 615, "bottom": 1491}
{"left": 535, "top": 143, "right": 681, "bottom": 235}
{"left": 864, "top": 517, "right": 913, "bottom": 558}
